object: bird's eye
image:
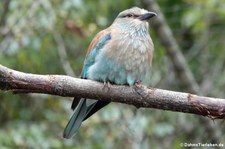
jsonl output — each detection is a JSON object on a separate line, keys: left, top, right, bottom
{"left": 119, "top": 13, "right": 139, "bottom": 18}
{"left": 127, "top": 14, "right": 133, "bottom": 17}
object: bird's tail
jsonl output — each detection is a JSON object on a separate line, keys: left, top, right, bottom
{"left": 63, "top": 98, "right": 97, "bottom": 139}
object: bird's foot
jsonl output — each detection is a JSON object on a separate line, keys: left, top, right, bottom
{"left": 131, "top": 80, "right": 142, "bottom": 95}
{"left": 132, "top": 80, "right": 148, "bottom": 99}
{"left": 103, "top": 81, "right": 111, "bottom": 90}
{"left": 134, "top": 80, "right": 142, "bottom": 88}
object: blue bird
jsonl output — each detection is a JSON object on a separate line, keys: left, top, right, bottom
{"left": 63, "top": 7, "right": 156, "bottom": 138}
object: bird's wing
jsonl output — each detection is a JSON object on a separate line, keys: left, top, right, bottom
{"left": 70, "top": 29, "right": 111, "bottom": 110}
{"left": 81, "top": 29, "right": 112, "bottom": 79}
{"left": 63, "top": 29, "right": 112, "bottom": 139}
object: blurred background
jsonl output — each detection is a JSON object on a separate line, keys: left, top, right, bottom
{"left": 0, "top": 0, "right": 225, "bottom": 148}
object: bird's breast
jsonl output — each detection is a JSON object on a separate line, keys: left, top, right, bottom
{"left": 87, "top": 32, "right": 154, "bottom": 86}
{"left": 104, "top": 33, "right": 153, "bottom": 84}
{"left": 106, "top": 34, "right": 153, "bottom": 71}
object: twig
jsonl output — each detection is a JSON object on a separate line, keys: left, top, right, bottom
{"left": 53, "top": 32, "right": 76, "bottom": 77}
{"left": 39, "top": 0, "right": 76, "bottom": 77}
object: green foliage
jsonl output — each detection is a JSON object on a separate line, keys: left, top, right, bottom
{"left": 0, "top": 0, "right": 225, "bottom": 148}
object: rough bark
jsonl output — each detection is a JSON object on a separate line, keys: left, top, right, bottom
{"left": 1, "top": 64, "right": 225, "bottom": 119}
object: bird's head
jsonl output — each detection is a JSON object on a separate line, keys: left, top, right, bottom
{"left": 112, "top": 7, "right": 157, "bottom": 33}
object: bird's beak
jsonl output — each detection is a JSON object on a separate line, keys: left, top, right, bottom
{"left": 139, "top": 12, "right": 157, "bottom": 21}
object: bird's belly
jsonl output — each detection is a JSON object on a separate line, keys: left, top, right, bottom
{"left": 87, "top": 54, "right": 149, "bottom": 86}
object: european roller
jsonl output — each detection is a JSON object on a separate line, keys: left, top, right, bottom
{"left": 63, "top": 7, "right": 156, "bottom": 138}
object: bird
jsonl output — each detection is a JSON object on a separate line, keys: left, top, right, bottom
{"left": 63, "top": 7, "right": 156, "bottom": 139}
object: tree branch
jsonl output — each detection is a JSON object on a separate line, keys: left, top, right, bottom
{"left": 0, "top": 64, "right": 225, "bottom": 119}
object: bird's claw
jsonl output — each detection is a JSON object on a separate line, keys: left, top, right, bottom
{"left": 103, "top": 81, "right": 111, "bottom": 90}
{"left": 134, "top": 80, "right": 142, "bottom": 88}
{"left": 132, "top": 80, "right": 148, "bottom": 98}
{"left": 132, "top": 80, "right": 142, "bottom": 95}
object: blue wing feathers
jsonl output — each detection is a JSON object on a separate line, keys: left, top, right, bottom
{"left": 82, "top": 33, "right": 111, "bottom": 79}
{"left": 63, "top": 33, "right": 112, "bottom": 138}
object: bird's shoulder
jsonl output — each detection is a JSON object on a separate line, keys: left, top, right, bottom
{"left": 80, "top": 27, "right": 112, "bottom": 79}
{"left": 85, "top": 27, "right": 112, "bottom": 59}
